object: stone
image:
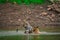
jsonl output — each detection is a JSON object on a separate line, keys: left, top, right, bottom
{"left": 41, "top": 12, "right": 48, "bottom": 16}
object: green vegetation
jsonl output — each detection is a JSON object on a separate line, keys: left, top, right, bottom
{"left": 0, "top": 35, "right": 60, "bottom": 40}
{"left": 0, "top": 0, "right": 6, "bottom": 4}
{"left": 0, "top": 0, "right": 52, "bottom": 4}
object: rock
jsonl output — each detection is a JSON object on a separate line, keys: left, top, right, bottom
{"left": 36, "top": 15, "right": 39, "bottom": 18}
{"left": 18, "top": 19, "right": 21, "bottom": 21}
{"left": 47, "top": 7, "right": 52, "bottom": 11}
{"left": 51, "top": 14, "right": 55, "bottom": 18}
{"left": 41, "top": 12, "right": 48, "bottom": 16}
{"left": 47, "top": 3, "right": 60, "bottom": 13}
{"left": 40, "top": 6, "right": 43, "bottom": 9}
{"left": 0, "top": 3, "right": 60, "bottom": 29}
{"left": 26, "top": 8, "right": 31, "bottom": 14}
{"left": 10, "top": 20, "right": 13, "bottom": 22}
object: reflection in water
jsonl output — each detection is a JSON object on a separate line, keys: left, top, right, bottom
{"left": 22, "top": 35, "right": 40, "bottom": 40}
{"left": 23, "top": 35, "right": 39, "bottom": 40}
{"left": 33, "top": 35, "right": 40, "bottom": 40}
{"left": 23, "top": 35, "right": 27, "bottom": 40}
{"left": 23, "top": 35, "right": 30, "bottom": 40}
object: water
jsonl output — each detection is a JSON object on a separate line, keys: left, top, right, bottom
{"left": 0, "top": 31, "right": 60, "bottom": 40}
{"left": 0, "top": 31, "right": 60, "bottom": 37}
